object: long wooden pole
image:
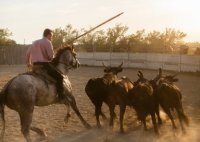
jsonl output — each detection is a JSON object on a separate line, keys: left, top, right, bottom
{"left": 72, "top": 12, "right": 124, "bottom": 42}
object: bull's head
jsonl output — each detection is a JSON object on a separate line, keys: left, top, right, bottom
{"left": 134, "top": 70, "right": 148, "bottom": 85}
{"left": 103, "top": 62, "right": 123, "bottom": 75}
{"left": 159, "top": 70, "right": 179, "bottom": 84}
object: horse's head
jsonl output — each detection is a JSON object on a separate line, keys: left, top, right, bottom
{"left": 52, "top": 45, "right": 80, "bottom": 72}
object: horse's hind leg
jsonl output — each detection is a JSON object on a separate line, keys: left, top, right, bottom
{"left": 19, "top": 111, "right": 33, "bottom": 142}
{"left": 64, "top": 101, "right": 71, "bottom": 123}
{"left": 67, "top": 94, "right": 91, "bottom": 129}
{"left": 0, "top": 104, "right": 5, "bottom": 141}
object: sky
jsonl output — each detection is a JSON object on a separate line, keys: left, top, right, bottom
{"left": 0, "top": 0, "right": 200, "bottom": 44}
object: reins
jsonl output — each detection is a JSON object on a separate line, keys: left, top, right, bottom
{"left": 57, "top": 61, "right": 73, "bottom": 70}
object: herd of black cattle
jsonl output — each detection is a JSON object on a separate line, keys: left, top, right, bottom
{"left": 85, "top": 63, "right": 189, "bottom": 135}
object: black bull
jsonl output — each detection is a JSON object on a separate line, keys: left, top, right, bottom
{"left": 85, "top": 63, "right": 134, "bottom": 133}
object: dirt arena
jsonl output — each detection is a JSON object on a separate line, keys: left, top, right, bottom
{"left": 0, "top": 65, "right": 200, "bottom": 142}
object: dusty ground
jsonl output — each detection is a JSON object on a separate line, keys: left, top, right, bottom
{"left": 0, "top": 65, "right": 200, "bottom": 142}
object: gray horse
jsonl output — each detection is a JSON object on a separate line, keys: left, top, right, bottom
{"left": 0, "top": 46, "right": 90, "bottom": 142}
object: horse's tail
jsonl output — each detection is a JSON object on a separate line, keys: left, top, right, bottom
{"left": 0, "top": 76, "right": 17, "bottom": 141}
{"left": 0, "top": 91, "right": 5, "bottom": 141}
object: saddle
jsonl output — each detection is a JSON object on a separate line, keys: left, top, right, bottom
{"left": 31, "top": 62, "right": 65, "bottom": 100}
{"left": 24, "top": 62, "right": 63, "bottom": 91}
{"left": 28, "top": 67, "right": 55, "bottom": 85}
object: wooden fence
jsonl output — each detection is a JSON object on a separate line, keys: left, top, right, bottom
{"left": 77, "top": 52, "right": 200, "bottom": 72}
{"left": 0, "top": 46, "right": 29, "bottom": 65}
{"left": 0, "top": 46, "right": 200, "bottom": 72}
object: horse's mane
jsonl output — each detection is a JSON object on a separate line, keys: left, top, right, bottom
{"left": 51, "top": 46, "right": 72, "bottom": 66}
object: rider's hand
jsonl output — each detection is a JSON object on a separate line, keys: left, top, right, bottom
{"left": 27, "top": 63, "right": 32, "bottom": 68}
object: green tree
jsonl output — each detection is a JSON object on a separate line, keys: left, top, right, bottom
{"left": 146, "top": 30, "right": 164, "bottom": 52}
{"left": 52, "top": 23, "right": 190, "bottom": 53}
{"left": 106, "top": 24, "right": 128, "bottom": 52}
{"left": 162, "top": 28, "right": 186, "bottom": 52}
{"left": 0, "top": 28, "right": 16, "bottom": 46}
{"left": 128, "top": 30, "right": 147, "bottom": 52}
{"left": 92, "top": 30, "right": 107, "bottom": 51}
{"left": 78, "top": 27, "right": 96, "bottom": 52}
{"left": 52, "top": 24, "right": 78, "bottom": 50}
{"left": 145, "top": 28, "right": 187, "bottom": 53}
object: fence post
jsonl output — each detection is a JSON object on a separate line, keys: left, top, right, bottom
{"left": 127, "top": 44, "right": 130, "bottom": 68}
{"left": 109, "top": 45, "right": 112, "bottom": 66}
{"left": 179, "top": 49, "right": 182, "bottom": 72}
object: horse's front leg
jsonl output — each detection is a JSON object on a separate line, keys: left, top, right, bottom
{"left": 66, "top": 93, "right": 91, "bottom": 129}
{"left": 64, "top": 100, "right": 71, "bottom": 123}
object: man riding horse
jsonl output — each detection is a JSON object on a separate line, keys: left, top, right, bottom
{"left": 26, "top": 28, "right": 65, "bottom": 100}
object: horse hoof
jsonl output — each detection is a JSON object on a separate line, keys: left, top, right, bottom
{"left": 155, "top": 132, "right": 160, "bottom": 137}
{"left": 158, "top": 120, "right": 162, "bottom": 125}
{"left": 102, "top": 116, "right": 107, "bottom": 120}
{"left": 85, "top": 123, "right": 91, "bottom": 129}
{"left": 30, "top": 127, "right": 47, "bottom": 137}
{"left": 182, "top": 129, "right": 187, "bottom": 135}
{"left": 43, "top": 131, "right": 48, "bottom": 137}
{"left": 97, "top": 124, "right": 102, "bottom": 129}
{"left": 120, "top": 129, "right": 125, "bottom": 134}
{"left": 64, "top": 114, "right": 71, "bottom": 123}
{"left": 36, "top": 135, "right": 48, "bottom": 142}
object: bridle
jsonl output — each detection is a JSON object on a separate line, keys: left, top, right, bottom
{"left": 58, "top": 50, "right": 79, "bottom": 70}
{"left": 58, "top": 61, "right": 73, "bottom": 70}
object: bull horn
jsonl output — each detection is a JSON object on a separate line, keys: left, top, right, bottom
{"left": 118, "top": 62, "right": 123, "bottom": 68}
{"left": 138, "top": 70, "right": 144, "bottom": 78}
{"left": 172, "top": 72, "right": 179, "bottom": 78}
{"left": 153, "top": 68, "right": 162, "bottom": 82}
{"left": 102, "top": 62, "right": 107, "bottom": 68}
